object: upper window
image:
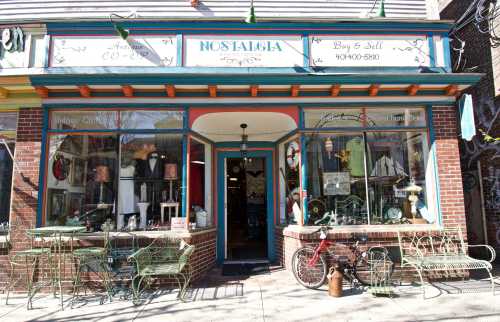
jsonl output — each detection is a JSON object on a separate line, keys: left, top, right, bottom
{"left": 120, "top": 111, "right": 183, "bottom": 129}
{"left": 50, "top": 111, "right": 118, "bottom": 130}
{"left": 304, "top": 107, "right": 426, "bottom": 129}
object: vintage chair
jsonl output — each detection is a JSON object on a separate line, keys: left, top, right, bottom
{"left": 128, "top": 237, "right": 195, "bottom": 305}
{"left": 397, "top": 226, "right": 496, "bottom": 298}
{"left": 4, "top": 219, "right": 54, "bottom": 310}
{"left": 71, "top": 227, "right": 113, "bottom": 307}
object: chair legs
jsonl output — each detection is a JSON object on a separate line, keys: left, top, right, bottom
{"left": 71, "top": 255, "right": 113, "bottom": 308}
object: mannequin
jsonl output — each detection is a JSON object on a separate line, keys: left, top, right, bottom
{"left": 118, "top": 160, "right": 136, "bottom": 230}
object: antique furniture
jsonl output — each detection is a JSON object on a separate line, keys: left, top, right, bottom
{"left": 397, "top": 227, "right": 496, "bottom": 299}
{"left": 71, "top": 228, "right": 113, "bottom": 307}
{"left": 5, "top": 220, "right": 54, "bottom": 310}
{"left": 160, "top": 202, "right": 179, "bottom": 224}
{"left": 127, "top": 238, "right": 195, "bottom": 304}
{"left": 26, "top": 226, "right": 86, "bottom": 310}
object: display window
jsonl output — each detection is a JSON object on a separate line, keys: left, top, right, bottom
{"left": 302, "top": 107, "right": 436, "bottom": 226}
{"left": 43, "top": 109, "right": 204, "bottom": 232}
{"left": 279, "top": 137, "right": 301, "bottom": 225}
{"left": 0, "top": 112, "right": 17, "bottom": 226}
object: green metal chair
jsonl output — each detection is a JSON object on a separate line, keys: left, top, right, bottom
{"left": 71, "top": 227, "right": 113, "bottom": 307}
{"left": 128, "top": 238, "right": 195, "bottom": 305}
{"left": 4, "top": 220, "right": 54, "bottom": 310}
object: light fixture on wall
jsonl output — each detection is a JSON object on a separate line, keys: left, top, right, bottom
{"left": 109, "top": 12, "right": 137, "bottom": 40}
{"left": 240, "top": 123, "right": 248, "bottom": 159}
{"left": 376, "top": 0, "right": 386, "bottom": 18}
{"left": 245, "top": 0, "right": 257, "bottom": 24}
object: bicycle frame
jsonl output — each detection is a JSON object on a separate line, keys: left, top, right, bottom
{"left": 307, "top": 239, "right": 331, "bottom": 267}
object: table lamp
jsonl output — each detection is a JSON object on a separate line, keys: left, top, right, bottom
{"left": 164, "top": 163, "right": 178, "bottom": 202}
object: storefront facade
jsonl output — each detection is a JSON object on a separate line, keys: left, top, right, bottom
{"left": 0, "top": 16, "right": 482, "bottom": 285}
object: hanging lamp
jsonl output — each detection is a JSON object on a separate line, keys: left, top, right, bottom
{"left": 376, "top": 0, "right": 386, "bottom": 18}
{"left": 245, "top": 0, "right": 257, "bottom": 23}
{"left": 240, "top": 123, "right": 249, "bottom": 159}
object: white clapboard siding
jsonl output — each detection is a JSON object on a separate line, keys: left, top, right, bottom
{"left": 0, "top": 0, "right": 430, "bottom": 22}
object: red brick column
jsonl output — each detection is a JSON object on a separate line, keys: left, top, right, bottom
{"left": 0, "top": 107, "right": 43, "bottom": 288}
{"left": 432, "top": 106, "right": 467, "bottom": 232}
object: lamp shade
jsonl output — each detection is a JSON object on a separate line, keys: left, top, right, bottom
{"left": 164, "top": 163, "right": 178, "bottom": 180}
{"left": 95, "top": 165, "right": 110, "bottom": 183}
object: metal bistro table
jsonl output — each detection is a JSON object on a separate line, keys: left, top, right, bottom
{"left": 27, "top": 226, "right": 86, "bottom": 310}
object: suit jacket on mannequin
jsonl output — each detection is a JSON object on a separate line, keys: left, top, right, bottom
{"left": 135, "top": 152, "right": 164, "bottom": 179}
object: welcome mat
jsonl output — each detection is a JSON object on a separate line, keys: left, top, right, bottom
{"left": 222, "top": 263, "right": 270, "bottom": 276}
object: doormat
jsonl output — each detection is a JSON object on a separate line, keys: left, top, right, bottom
{"left": 222, "top": 263, "right": 270, "bottom": 276}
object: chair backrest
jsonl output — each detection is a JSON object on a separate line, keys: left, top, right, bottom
{"left": 178, "top": 244, "right": 195, "bottom": 266}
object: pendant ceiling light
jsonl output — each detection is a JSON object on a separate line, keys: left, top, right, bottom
{"left": 245, "top": 0, "right": 257, "bottom": 24}
{"left": 240, "top": 123, "right": 248, "bottom": 159}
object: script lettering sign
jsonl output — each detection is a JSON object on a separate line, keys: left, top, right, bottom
{"left": 51, "top": 36, "right": 177, "bottom": 67}
{"left": 310, "top": 36, "right": 430, "bottom": 67}
{"left": 184, "top": 35, "right": 304, "bottom": 67}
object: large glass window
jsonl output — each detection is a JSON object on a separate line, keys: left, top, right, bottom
{"left": 189, "top": 138, "right": 212, "bottom": 228}
{"left": 44, "top": 109, "right": 194, "bottom": 232}
{"left": 303, "top": 107, "right": 434, "bottom": 226}
{"left": 0, "top": 112, "right": 17, "bottom": 226}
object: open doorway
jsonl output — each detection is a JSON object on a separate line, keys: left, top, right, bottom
{"left": 226, "top": 157, "right": 268, "bottom": 261}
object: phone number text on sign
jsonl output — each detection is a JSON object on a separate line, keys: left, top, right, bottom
{"left": 310, "top": 36, "right": 430, "bottom": 67}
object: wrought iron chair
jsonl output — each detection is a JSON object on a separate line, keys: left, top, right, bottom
{"left": 4, "top": 219, "right": 54, "bottom": 310}
{"left": 128, "top": 237, "right": 195, "bottom": 305}
{"left": 71, "top": 227, "right": 113, "bottom": 307}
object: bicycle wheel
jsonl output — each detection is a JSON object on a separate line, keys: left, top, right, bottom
{"left": 353, "top": 250, "right": 394, "bottom": 286}
{"left": 291, "top": 247, "right": 328, "bottom": 289}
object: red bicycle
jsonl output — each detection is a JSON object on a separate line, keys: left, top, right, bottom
{"left": 291, "top": 226, "right": 393, "bottom": 289}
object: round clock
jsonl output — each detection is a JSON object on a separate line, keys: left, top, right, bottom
{"left": 286, "top": 141, "right": 300, "bottom": 170}
{"left": 386, "top": 207, "right": 403, "bottom": 220}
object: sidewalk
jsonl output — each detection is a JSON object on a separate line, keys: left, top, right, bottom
{"left": 0, "top": 267, "right": 499, "bottom": 322}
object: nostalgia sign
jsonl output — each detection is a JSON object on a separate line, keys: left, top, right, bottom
{"left": 310, "top": 35, "right": 430, "bottom": 67}
{"left": 51, "top": 36, "right": 177, "bottom": 67}
{"left": 184, "top": 35, "right": 304, "bottom": 67}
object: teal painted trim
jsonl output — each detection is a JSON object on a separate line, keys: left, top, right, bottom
{"left": 183, "top": 107, "right": 189, "bottom": 130}
{"left": 276, "top": 129, "right": 299, "bottom": 144}
{"left": 302, "top": 35, "right": 310, "bottom": 68}
{"left": 300, "top": 134, "right": 308, "bottom": 224}
{"left": 31, "top": 71, "right": 483, "bottom": 86}
{"left": 442, "top": 36, "right": 452, "bottom": 72}
{"left": 216, "top": 150, "right": 275, "bottom": 264}
{"left": 189, "top": 130, "right": 216, "bottom": 145}
{"left": 37, "top": 108, "right": 50, "bottom": 227}
{"left": 177, "top": 34, "right": 183, "bottom": 67}
{"left": 299, "top": 107, "right": 305, "bottom": 130}
{"left": 47, "top": 129, "right": 185, "bottom": 134}
{"left": 302, "top": 126, "right": 427, "bottom": 132}
{"left": 428, "top": 35, "right": 436, "bottom": 68}
{"left": 215, "top": 141, "right": 275, "bottom": 148}
{"left": 43, "top": 103, "right": 185, "bottom": 109}
{"left": 43, "top": 35, "right": 50, "bottom": 68}
{"left": 46, "top": 21, "right": 453, "bottom": 35}
{"left": 181, "top": 134, "right": 188, "bottom": 218}
{"left": 427, "top": 106, "right": 443, "bottom": 227}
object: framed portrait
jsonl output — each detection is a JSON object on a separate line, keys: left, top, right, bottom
{"left": 70, "top": 157, "right": 86, "bottom": 186}
{"left": 48, "top": 188, "right": 66, "bottom": 222}
{"left": 68, "top": 193, "right": 84, "bottom": 218}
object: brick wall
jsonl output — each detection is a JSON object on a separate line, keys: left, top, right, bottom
{"left": 0, "top": 107, "right": 43, "bottom": 291}
{"left": 441, "top": 0, "right": 500, "bottom": 253}
{"left": 432, "top": 106, "right": 467, "bottom": 232}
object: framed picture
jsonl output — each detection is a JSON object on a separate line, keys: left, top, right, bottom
{"left": 323, "top": 172, "right": 351, "bottom": 195}
{"left": 70, "top": 157, "right": 86, "bottom": 186}
{"left": 47, "top": 188, "right": 66, "bottom": 222}
{"left": 68, "top": 193, "right": 84, "bottom": 218}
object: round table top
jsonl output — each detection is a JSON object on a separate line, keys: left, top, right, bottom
{"left": 27, "top": 226, "right": 87, "bottom": 235}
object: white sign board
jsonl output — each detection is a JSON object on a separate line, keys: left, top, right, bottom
{"left": 323, "top": 172, "right": 351, "bottom": 196}
{"left": 310, "top": 36, "right": 430, "bottom": 67}
{"left": 171, "top": 217, "right": 188, "bottom": 231}
{"left": 51, "top": 36, "right": 177, "bottom": 67}
{"left": 184, "top": 35, "right": 304, "bottom": 67}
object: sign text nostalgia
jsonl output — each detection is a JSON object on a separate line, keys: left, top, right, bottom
{"left": 184, "top": 36, "right": 304, "bottom": 67}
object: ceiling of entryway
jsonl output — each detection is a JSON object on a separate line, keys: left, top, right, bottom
{"left": 191, "top": 111, "right": 297, "bottom": 142}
